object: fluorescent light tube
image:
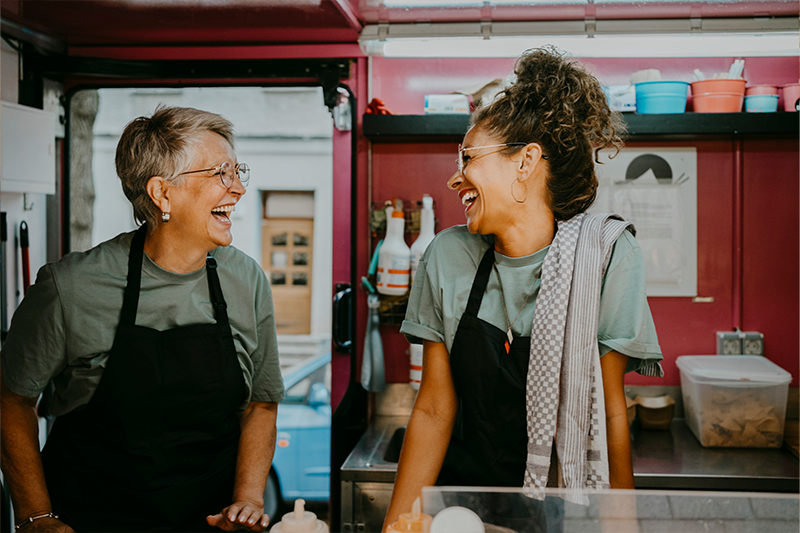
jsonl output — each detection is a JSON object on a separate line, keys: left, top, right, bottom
{"left": 376, "top": 32, "right": 798, "bottom": 58}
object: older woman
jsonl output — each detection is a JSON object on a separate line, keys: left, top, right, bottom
{"left": 383, "top": 48, "right": 663, "bottom": 532}
{"left": 1, "top": 106, "right": 284, "bottom": 532}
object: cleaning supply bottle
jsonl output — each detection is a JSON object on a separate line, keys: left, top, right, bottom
{"left": 377, "top": 199, "right": 411, "bottom": 295}
{"left": 409, "top": 343, "right": 422, "bottom": 391}
{"left": 410, "top": 194, "right": 435, "bottom": 284}
{"left": 270, "top": 499, "right": 329, "bottom": 533}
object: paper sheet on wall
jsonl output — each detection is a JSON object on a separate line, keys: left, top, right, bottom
{"left": 591, "top": 147, "right": 697, "bottom": 297}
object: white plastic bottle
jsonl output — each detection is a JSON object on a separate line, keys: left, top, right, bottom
{"left": 410, "top": 194, "right": 435, "bottom": 284}
{"left": 377, "top": 200, "right": 411, "bottom": 296}
{"left": 409, "top": 343, "right": 423, "bottom": 391}
{"left": 271, "top": 499, "right": 329, "bottom": 533}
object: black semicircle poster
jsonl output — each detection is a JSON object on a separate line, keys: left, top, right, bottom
{"left": 626, "top": 154, "right": 673, "bottom": 185}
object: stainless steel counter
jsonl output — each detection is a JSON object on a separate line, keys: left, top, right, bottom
{"left": 341, "top": 416, "right": 800, "bottom": 489}
{"left": 341, "top": 415, "right": 408, "bottom": 484}
{"left": 631, "top": 419, "right": 799, "bottom": 492}
{"left": 340, "top": 415, "right": 799, "bottom": 531}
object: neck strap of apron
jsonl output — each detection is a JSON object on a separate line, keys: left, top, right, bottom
{"left": 119, "top": 224, "right": 229, "bottom": 327}
{"left": 465, "top": 246, "right": 496, "bottom": 317}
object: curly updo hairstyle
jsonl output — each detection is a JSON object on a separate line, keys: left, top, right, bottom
{"left": 471, "top": 46, "right": 625, "bottom": 220}
{"left": 115, "top": 106, "right": 235, "bottom": 229}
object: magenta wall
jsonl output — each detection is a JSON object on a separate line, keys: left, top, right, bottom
{"left": 361, "top": 56, "right": 799, "bottom": 390}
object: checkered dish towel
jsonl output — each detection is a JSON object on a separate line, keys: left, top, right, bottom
{"left": 523, "top": 213, "right": 663, "bottom": 504}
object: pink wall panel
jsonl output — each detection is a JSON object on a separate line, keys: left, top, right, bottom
{"left": 371, "top": 138, "right": 793, "bottom": 388}
{"left": 741, "top": 138, "right": 799, "bottom": 385}
{"left": 371, "top": 56, "right": 799, "bottom": 115}
{"left": 629, "top": 140, "right": 737, "bottom": 386}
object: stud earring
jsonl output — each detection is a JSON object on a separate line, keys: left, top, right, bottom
{"left": 161, "top": 212, "right": 171, "bottom": 222}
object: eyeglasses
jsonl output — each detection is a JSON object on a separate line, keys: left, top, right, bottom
{"left": 457, "top": 142, "right": 548, "bottom": 176}
{"left": 179, "top": 161, "right": 251, "bottom": 189}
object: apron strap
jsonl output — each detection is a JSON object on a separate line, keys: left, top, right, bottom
{"left": 464, "top": 246, "right": 495, "bottom": 317}
{"left": 206, "top": 256, "right": 230, "bottom": 326}
{"left": 120, "top": 225, "right": 230, "bottom": 327}
{"left": 119, "top": 224, "right": 148, "bottom": 326}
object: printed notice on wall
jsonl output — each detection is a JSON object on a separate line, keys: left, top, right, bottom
{"left": 591, "top": 147, "right": 697, "bottom": 297}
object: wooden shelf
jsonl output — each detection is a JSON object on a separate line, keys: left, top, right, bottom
{"left": 363, "top": 113, "right": 799, "bottom": 142}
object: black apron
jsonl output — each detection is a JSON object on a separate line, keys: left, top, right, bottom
{"left": 438, "top": 247, "right": 564, "bottom": 533}
{"left": 41, "top": 225, "right": 246, "bottom": 532}
{"left": 439, "top": 246, "right": 532, "bottom": 487}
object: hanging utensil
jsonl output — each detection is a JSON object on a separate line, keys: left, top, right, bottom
{"left": 20, "top": 221, "right": 30, "bottom": 296}
{"left": 361, "top": 294, "right": 385, "bottom": 392}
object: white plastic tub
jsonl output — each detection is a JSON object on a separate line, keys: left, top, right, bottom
{"left": 676, "top": 355, "right": 792, "bottom": 448}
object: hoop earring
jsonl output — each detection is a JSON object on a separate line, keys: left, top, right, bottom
{"left": 511, "top": 178, "right": 528, "bottom": 204}
{"left": 161, "top": 212, "right": 171, "bottom": 222}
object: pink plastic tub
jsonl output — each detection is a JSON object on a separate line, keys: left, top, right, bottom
{"left": 691, "top": 79, "right": 746, "bottom": 113}
{"left": 745, "top": 84, "right": 778, "bottom": 96}
{"left": 782, "top": 83, "right": 799, "bottom": 112}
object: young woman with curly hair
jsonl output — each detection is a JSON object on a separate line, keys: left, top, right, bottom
{"left": 383, "top": 48, "right": 663, "bottom": 532}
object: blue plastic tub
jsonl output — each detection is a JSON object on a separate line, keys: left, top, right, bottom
{"left": 634, "top": 81, "right": 690, "bottom": 114}
{"left": 745, "top": 94, "right": 779, "bottom": 113}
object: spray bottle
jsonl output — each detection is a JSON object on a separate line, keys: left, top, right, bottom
{"left": 410, "top": 194, "right": 435, "bottom": 284}
{"left": 408, "top": 195, "right": 435, "bottom": 390}
{"left": 376, "top": 199, "right": 410, "bottom": 296}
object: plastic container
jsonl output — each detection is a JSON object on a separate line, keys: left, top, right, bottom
{"left": 634, "top": 395, "right": 675, "bottom": 430}
{"left": 377, "top": 201, "right": 411, "bottom": 296}
{"left": 626, "top": 396, "right": 636, "bottom": 427}
{"left": 410, "top": 194, "right": 435, "bottom": 283}
{"left": 782, "top": 83, "right": 799, "bottom": 112}
{"left": 690, "top": 79, "right": 746, "bottom": 113}
{"left": 745, "top": 84, "right": 778, "bottom": 96}
{"left": 387, "top": 497, "right": 433, "bottom": 533}
{"left": 745, "top": 94, "right": 779, "bottom": 113}
{"left": 271, "top": 499, "right": 329, "bottom": 533}
{"left": 430, "top": 507, "right": 484, "bottom": 533}
{"left": 676, "top": 355, "right": 791, "bottom": 448}
{"left": 409, "top": 343, "right": 422, "bottom": 390}
{"left": 634, "top": 81, "right": 689, "bottom": 114}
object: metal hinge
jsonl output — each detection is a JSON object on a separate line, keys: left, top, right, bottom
{"left": 341, "top": 523, "right": 366, "bottom": 532}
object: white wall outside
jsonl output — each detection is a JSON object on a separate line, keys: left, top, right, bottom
{"left": 91, "top": 87, "right": 334, "bottom": 337}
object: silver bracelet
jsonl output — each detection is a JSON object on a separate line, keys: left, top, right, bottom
{"left": 15, "top": 512, "right": 59, "bottom": 530}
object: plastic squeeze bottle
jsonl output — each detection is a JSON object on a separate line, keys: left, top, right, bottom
{"left": 387, "top": 497, "right": 432, "bottom": 533}
{"left": 410, "top": 194, "right": 435, "bottom": 284}
{"left": 270, "top": 499, "right": 329, "bottom": 533}
{"left": 377, "top": 200, "right": 411, "bottom": 296}
{"left": 409, "top": 343, "right": 422, "bottom": 391}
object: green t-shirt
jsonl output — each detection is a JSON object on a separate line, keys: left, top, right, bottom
{"left": 1, "top": 231, "right": 285, "bottom": 415}
{"left": 400, "top": 225, "right": 662, "bottom": 373}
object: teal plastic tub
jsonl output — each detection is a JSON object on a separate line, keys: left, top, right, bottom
{"left": 745, "top": 94, "right": 779, "bottom": 113}
{"left": 635, "top": 80, "right": 690, "bottom": 114}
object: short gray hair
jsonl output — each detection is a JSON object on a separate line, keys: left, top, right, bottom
{"left": 115, "top": 106, "right": 235, "bottom": 228}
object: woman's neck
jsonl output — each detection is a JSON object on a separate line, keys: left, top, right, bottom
{"left": 493, "top": 205, "right": 555, "bottom": 258}
{"left": 143, "top": 226, "right": 208, "bottom": 274}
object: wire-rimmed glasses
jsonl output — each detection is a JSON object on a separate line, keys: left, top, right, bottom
{"left": 179, "top": 161, "right": 250, "bottom": 189}
{"left": 457, "top": 142, "right": 547, "bottom": 176}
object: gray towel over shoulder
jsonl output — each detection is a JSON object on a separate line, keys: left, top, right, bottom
{"left": 523, "top": 212, "right": 663, "bottom": 503}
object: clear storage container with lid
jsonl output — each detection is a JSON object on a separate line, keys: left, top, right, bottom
{"left": 676, "top": 355, "right": 792, "bottom": 448}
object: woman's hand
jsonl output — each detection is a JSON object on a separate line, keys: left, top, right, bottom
{"left": 206, "top": 500, "right": 270, "bottom": 531}
{"left": 15, "top": 516, "right": 75, "bottom": 533}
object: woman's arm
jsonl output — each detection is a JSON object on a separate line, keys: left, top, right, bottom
{"left": 382, "top": 341, "right": 459, "bottom": 532}
{"left": 207, "top": 401, "right": 278, "bottom": 532}
{"left": 600, "top": 351, "right": 634, "bottom": 489}
{"left": 0, "top": 376, "right": 74, "bottom": 532}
